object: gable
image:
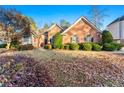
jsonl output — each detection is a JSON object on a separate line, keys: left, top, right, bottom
{"left": 47, "top": 24, "right": 63, "bottom": 32}
{"left": 61, "top": 17, "right": 101, "bottom": 35}
{"left": 46, "top": 24, "right": 63, "bottom": 39}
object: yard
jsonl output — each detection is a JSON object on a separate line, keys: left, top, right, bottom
{"left": 1, "top": 49, "right": 124, "bottom": 87}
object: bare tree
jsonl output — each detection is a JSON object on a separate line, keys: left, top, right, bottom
{"left": 88, "top": 5, "right": 108, "bottom": 29}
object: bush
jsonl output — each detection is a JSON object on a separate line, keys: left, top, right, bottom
{"left": 10, "top": 39, "right": 20, "bottom": 49}
{"left": 103, "top": 43, "right": 117, "bottom": 51}
{"left": 83, "top": 43, "right": 92, "bottom": 51}
{"left": 92, "top": 43, "right": 102, "bottom": 51}
{"left": 60, "top": 45, "right": 64, "bottom": 49}
{"left": 10, "top": 44, "right": 19, "bottom": 50}
{"left": 0, "top": 44, "right": 7, "bottom": 48}
{"left": 44, "top": 44, "right": 52, "bottom": 49}
{"left": 69, "top": 43, "right": 79, "bottom": 50}
{"left": 102, "top": 30, "right": 113, "bottom": 43}
{"left": 52, "top": 32, "right": 62, "bottom": 49}
{"left": 64, "top": 45, "right": 69, "bottom": 50}
{"left": 79, "top": 43, "right": 92, "bottom": 51}
{"left": 18, "top": 44, "right": 34, "bottom": 51}
{"left": 110, "top": 42, "right": 123, "bottom": 50}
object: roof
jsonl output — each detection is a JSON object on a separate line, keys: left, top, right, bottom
{"left": 45, "top": 24, "right": 63, "bottom": 32}
{"left": 107, "top": 15, "right": 124, "bottom": 26}
{"left": 61, "top": 16, "right": 101, "bottom": 35}
{"left": 18, "top": 29, "right": 39, "bottom": 38}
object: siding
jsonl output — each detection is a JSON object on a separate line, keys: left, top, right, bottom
{"left": 107, "top": 22, "right": 120, "bottom": 39}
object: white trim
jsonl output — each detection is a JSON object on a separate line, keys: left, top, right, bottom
{"left": 61, "top": 16, "right": 101, "bottom": 35}
{"left": 46, "top": 24, "right": 63, "bottom": 32}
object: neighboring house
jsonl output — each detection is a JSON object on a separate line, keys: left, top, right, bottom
{"left": 44, "top": 24, "right": 63, "bottom": 44}
{"left": 20, "top": 30, "right": 44, "bottom": 48}
{"left": 61, "top": 17, "right": 101, "bottom": 44}
{"left": 107, "top": 15, "right": 124, "bottom": 43}
{"left": 31, "top": 31, "right": 44, "bottom": 48}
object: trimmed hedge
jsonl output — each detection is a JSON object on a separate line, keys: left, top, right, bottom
{"left": 18, "top": 44, "right": 34, "bottom": 51}
{"left": 60, "top": 45, "right": 64, "bottom": 49}
{"left": 64, "top": 45, "right": 69, "bottom": 50}
{"left": 0, "top": 44, "right": 7, "bottom": 48}
{"left": 110, "top": 42, "right": 123, "bottom": 50}
{"left": 44, "top": 44, "right": 52, "bottom": 49}
{"left": 102, "top": 43, "right": 117, "bottom": 51}
{"left": 92, "top": 43, "right": 102, "bottom": 51}
{"left": 43, "top": 42, "right": 123, "bottom": 51}
{"left": 69, "top": 43, "right": 79, "bottom": 50}
{"left": 79, "top": 43, "right": 92, "bottom": 51}
{"left": 83, "top": 43, "right": 92, "bottom": 51}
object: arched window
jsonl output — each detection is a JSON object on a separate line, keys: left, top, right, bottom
{"left": 71, "top": 35, "right": 78, "bottom": 43}
{"left": 84, "top": 35, "right": 93, "bottom": 42}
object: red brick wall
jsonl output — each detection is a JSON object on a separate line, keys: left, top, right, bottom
{"left": 62, "top": 20, "right": 101, "bottom": 44}
{"left": 32, "top": 35, "right": 44, "bottom": 48}
{"left": 47, "top": 25, "right": 62, "bottom": 43}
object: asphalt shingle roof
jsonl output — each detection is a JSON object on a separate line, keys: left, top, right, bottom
{"left": 108, "top": 15, "right": 124, "bottom": 26}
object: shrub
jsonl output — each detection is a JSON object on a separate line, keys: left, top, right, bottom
{"left": 103, "top": 43, "right": 117, "bottom": 51}
{"left": 110, "top": 42, "right": 123, "bottom": 50}
{"left": 10, "top": 39, "right": 20, "bottom": 49}
{"left": 64, "top": 45, "right": 69, "bottom": 50}
{"left": 83, "top": 43, "right": 92, "bottom": 51}
{"left": 44, "top": 44, "right": 52, "bottom": 49}
{"left": 18, "top": 44, "right": 34, "bottom": 51}
{"left": 79, "top": 43, "right": 92, "bottom": 51}
{"left": 102, "top": 30, "right": 113, "bottom": 43}
{"left": 78, "top": 43, "right": 83, "bottom": 50}
{"left": 96, "top": 42, "right": 103, "bottom": 46}
{"left": 52, "top": 32, "right": 62, "bottom": 49}
{"left": 69, "top": 43, "right": 79, "bottom": 50}
{"left": 0, "top": 44, "right": 7, "bottom": 48}
{"left": 60, "top": 45, "right": 64, "bottom": 49}
{"left": 10, "top": 44, "right": 19, "bottom": 50}
{"left": 92, "top": 43, "right": 102, "bottom": 51}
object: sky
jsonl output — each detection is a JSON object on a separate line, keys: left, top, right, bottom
{"left": 1, "top": 5, "right": 124, "bottom": 30}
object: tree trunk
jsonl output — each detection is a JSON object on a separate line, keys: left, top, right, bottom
{"left": 6, "top": 42, "right": 11, "bottom": 49}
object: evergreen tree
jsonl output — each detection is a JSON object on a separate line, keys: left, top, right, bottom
{"left": 102, "top": 30, "right": 113, "bottom": 43}
{"left": 52, "top": 32, "right": 62, "bottom": 49}
{"left": 60, "top": 19, "right": 71, "bottom": 30}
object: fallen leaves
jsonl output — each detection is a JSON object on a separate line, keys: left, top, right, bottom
{"left": 1, "top": 49, "right": 124, "bottom": 87}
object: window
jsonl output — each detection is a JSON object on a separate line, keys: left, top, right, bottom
{"left": 22, "top": 35, "right": 31, "bottom": 45}
{"left": 71, "top": 35, "right": 78, "bottom": 43}
{"left": 84, "top": 35, "right": 93, "bottom": 42}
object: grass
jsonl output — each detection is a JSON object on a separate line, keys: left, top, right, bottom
{"left": 0, "top": 49, "right": 124, "bottom": 87}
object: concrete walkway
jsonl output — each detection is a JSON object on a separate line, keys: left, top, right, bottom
{"left": 112, "top": 51, "right": 124, "bottom": 55}
{"left": 38, "top": 48, "right": 47, "bottom": 51}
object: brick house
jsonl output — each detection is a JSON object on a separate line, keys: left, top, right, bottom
{"left": 31, "top": 31, "right": 44, "bottom": 48}
{"left": 42, "top": 16, "right": 101, "bottom": 45}
{"left": 17, "top": 16, "right": 101, "bottom": 47}
{"left": 44, "top": 24, "right": 63, "bottom": 44}
{"left": 0, "top": 16, "right": 101, "bottom": 48}
{"left": 19, "top": 29, "right": 44, "bottom": 48}
{"left": 61, "top": 17, "right": 101, "bottom": 44}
